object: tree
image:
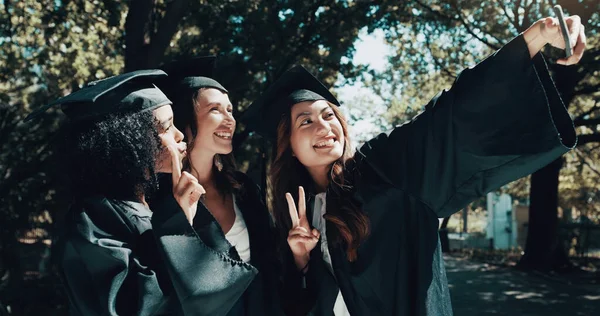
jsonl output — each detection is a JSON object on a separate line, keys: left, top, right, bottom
{"left": 0, "top": 0, "right": 127, "bottom": 249}
{"left": 369, "top": 0, "right": 599, "bottom": 271}
{"left": 0, "top": 0, "right": 409, "bottom": 275}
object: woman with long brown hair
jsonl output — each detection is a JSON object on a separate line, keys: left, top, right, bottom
{"left": 243, "top": 15, "right": 586, "bottom": 315}
{"left": 151, "top": 57, "right": 282, "bottom": 315}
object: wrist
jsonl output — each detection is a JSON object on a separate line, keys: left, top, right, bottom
{"left": 293, "top": 253, "right": 310, "bottom": 272}
{"left": 522, "top": 19, "right": 549, "bottom": 58}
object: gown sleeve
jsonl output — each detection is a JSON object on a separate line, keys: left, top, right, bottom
{"left": 357, "top": 34, "right": 576, "bottom": 218}
{"left": 59, "top": 201, "right": 165, "bottom": 316}
{"left": 151, "top": 194, "right": 258, "bottom": 316}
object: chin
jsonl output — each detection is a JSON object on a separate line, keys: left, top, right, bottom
{"left": 217, "top": 146, "right": 233, "bottom": 155}
{"left": 317, "top": 151, "right": 343, "bottom": 166}
{"left": 329, "top": 151, "right": 344, "bottom": 163}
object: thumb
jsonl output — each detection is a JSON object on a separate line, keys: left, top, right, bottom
{"left": 544, "top": 17, "right": 558, "bottom": 29}
{"left": 312, "top": 228, "right": 320, "bottom": 239}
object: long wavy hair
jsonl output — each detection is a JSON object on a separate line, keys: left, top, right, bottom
{"left": 171, "top": 87, "right": 240, "bottom": 196}
{"left": 61, "top": 110, "right": 162, "bottom": 201}
{"left": 270, "top": 103, "right": 369, "bottom": 261}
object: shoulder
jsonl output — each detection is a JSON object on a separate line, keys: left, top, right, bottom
{"left": 73, "top": 196, "right": 152, "bottom": 238}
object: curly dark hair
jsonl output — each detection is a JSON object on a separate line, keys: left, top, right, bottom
{"left": 59, "top": 110, "right": 162, "bottom": 201}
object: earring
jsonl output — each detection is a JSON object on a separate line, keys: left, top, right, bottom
{"left": 214, "top": 154, "right": 223, "bottom": 172}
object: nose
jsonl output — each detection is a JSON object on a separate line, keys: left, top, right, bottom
{"left": 314, "top": 118, "right": 331, "bottom": 136}
{"left": 224, "top": 114, "right": 236, "bottom": 130}
{"left": 173, "top": 126, "right": 184, "bottom": 143}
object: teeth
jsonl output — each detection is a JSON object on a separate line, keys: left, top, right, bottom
{"left": 215, "top": 132, "right": 232, "bottom": 139}
{"left": 314, "top": 139, "right": 335, "bottom": 148}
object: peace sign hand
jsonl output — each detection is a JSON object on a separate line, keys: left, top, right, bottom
{"left": 286, "top": 186, "right": 320, "bottom": 272}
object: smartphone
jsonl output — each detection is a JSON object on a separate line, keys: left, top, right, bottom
{"left": 553, "top": 5, "right": 572, "bottom": 58}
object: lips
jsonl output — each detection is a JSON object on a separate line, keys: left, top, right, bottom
{"left": 214, "top": 131, "right": 232, "bottom": 140}
{"left": 313, "top": 136, "right": 337, "bottom": 149}
{"left": 177, "top": 143, "right": 187, "bottom": 156}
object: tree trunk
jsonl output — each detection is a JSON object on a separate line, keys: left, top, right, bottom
{"left": 124, "top": 0, "right": 154, "bottom": 71}
{"left": 518, "top": 158, "right": 572, "bottom": 272}
{"left": 517, "top": 50, "right": 587, "bottom": 272}
{"left": 124, "top": 0, "right": 187, "bottom": 71}
{"left": 439, "top": 217, "right": 451, "bottom": 253}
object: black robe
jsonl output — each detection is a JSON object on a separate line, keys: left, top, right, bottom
{"left": 58, "top": 197, "right": 181, "bottom": 316}
{"left": 151, "top": 172, "right": 283, "bottom": 316}
{"left": 283, "top": 35, "right": 576, "bottom": 315}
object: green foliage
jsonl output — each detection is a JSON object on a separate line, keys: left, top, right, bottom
{"left": 365, "top": 0, "right": 600, "bottom": 223}
{"left": 0, "top": 0, "right": 410, "bottom": 242}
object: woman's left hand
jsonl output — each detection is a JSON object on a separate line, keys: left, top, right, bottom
{"left": 524, "top": 14, "right": 586, "bottom": 65}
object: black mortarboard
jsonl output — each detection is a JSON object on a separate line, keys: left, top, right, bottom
{"left": 25, "top": 69, "right": 171, "bottom": 122}
{"left": 158, "top": 56, "right": 228, "bottom": 95}
{"left": 242, "top": 65, "right": 340, "bottom": 140}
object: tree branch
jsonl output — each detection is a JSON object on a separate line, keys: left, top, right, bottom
{"left": 0, "top": 142, "right": 51, "bottom": 198}
{"left": 3, "top": 0, "right": 12, "bottom": 36}
{"left": 521, "top": 0, "right": 535, "bottom": 30}
{"left": 417, "top": 0, "right": 501, "bottom": 50}
{"left": 573, "top": 101, "right": 600, "bottom": 122}
{"left": 574, "top": 148, "right": 600, "bottom": 178}
{"left": 413, "top": 0, "right": 454, "bottom": 23}
{"left": 124, "top": 0, "right": 154, "bottom": 71}
{"left": 577, "top": 133, "right": 600, "bottom": 145}
{"left": 513, "top": 0, "right": 523, "bottom": 31}
{"left": 424, "top": 32, "right": 457, "bottom": 80}
{"left": 448, "top": 0, "right": 501, "bottom": 50}
{"left": 575, "top": 117, "right": 600, "bottom": 128}
{"left": 573, "top": 83, "right": 600, "bottom": 96}
{"left": 146, "top": 0, "right": 189, "bottom": 68}
{"left": 273, "top": 1, "right": 325, "bottom": 82}
{"left": 498, "top": 1, "right": 515, "bottom": 29}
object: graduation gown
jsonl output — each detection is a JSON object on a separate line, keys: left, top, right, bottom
{"left": 151, "top": 172, "right": 283, "bottom": 316}
{"left": 284, "top": 34, "right": 576, "bottom": 315}
{"left": 58, "top": 197, "right": 181, "bottom": 316}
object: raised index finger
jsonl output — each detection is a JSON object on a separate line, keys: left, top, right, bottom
{"left": 168, "top": 145, "right": 182, "bottom": 187}
{"left": 286, "top": 192, "right": 300, "bottom": 228}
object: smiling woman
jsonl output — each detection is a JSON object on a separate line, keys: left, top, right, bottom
{"left": 152, "top": 56, "right": 283, "bottom": 316}
{"left": 243, "top": 12, "right": 585, "bottom": 315}
{"left": 288, "top": 100, "right": 346, "bottom": 190}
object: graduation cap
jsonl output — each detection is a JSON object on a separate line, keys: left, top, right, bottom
{"left": 158, "top": 56, "right": 228, "bottom": 96}
{"left": 242, "top": 65, "right": 341, "bottom": 141}
{"left": 25, "top": 69, "right": 171, "bottom": 122}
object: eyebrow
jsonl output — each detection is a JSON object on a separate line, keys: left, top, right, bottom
{"left": 206, "top": 102, "right": 233, "bottom": 108}
{"left": 160, "top": 116, "right": 173, "bottom": 126}
{"left": 294, "top": 106, "right": 331, "bottom": 122}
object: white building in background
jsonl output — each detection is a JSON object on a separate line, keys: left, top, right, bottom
{"left": 486, "top": 192, "right": 519, "bottom": 250}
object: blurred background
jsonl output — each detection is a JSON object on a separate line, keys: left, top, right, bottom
{"left": 0, "top": 0, "right": 598, "bottom": 315}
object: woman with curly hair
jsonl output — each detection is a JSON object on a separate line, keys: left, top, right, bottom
{"left": 26, "top": 70, "right": 210, "bottom": 315}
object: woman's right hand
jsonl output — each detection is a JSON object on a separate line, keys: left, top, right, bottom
{"left": 286, "top": 186, "right": 320, "bottom": 272}
{"left": 168, "top": 145, "right": 205, "bottom": 225}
